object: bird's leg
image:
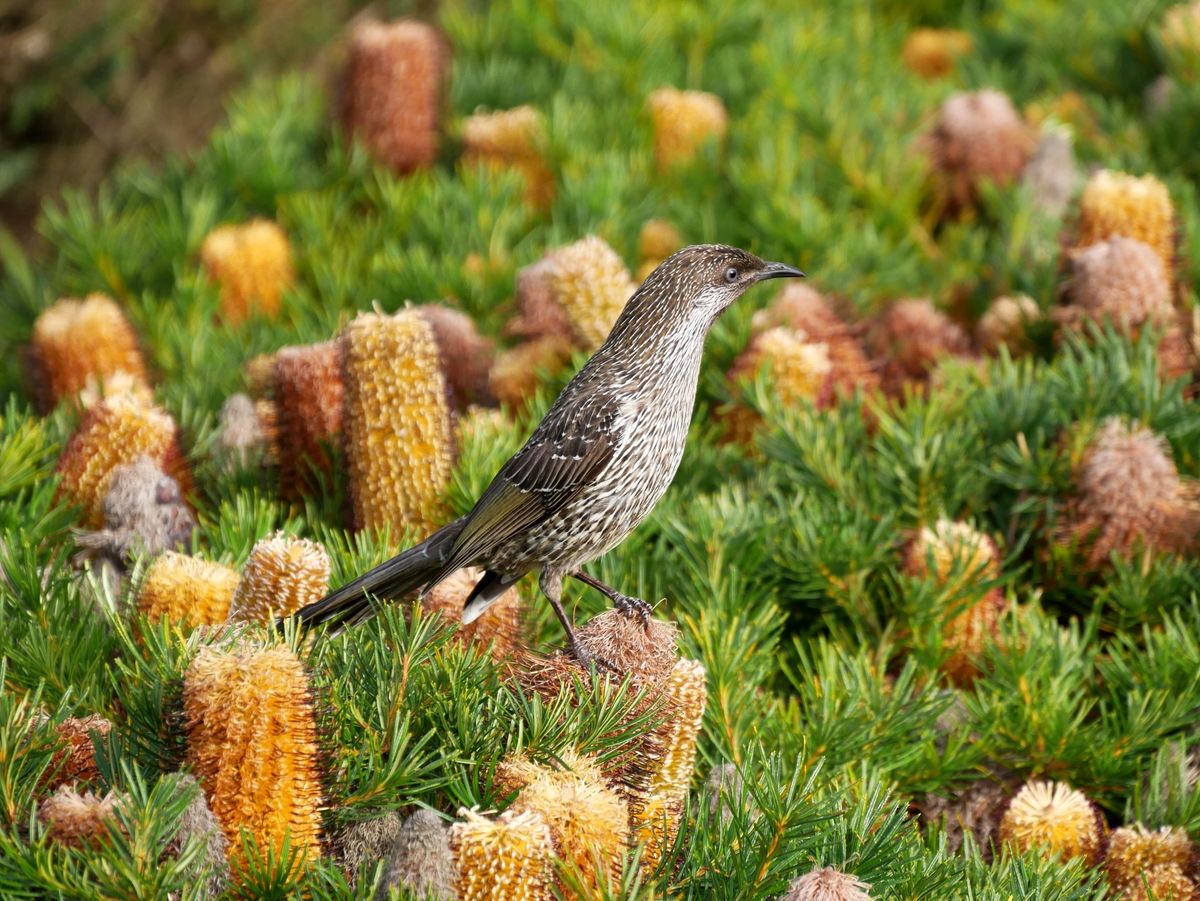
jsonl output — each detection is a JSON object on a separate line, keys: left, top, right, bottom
{"left": 540, "top": 572, "right": 619, "bottom": 674}
{"left": 570, "top": 569, "right": 654, "bottom": 630}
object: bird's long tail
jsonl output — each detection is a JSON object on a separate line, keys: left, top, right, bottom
{"left": 284, "top": 517, "right": 466, "bottom": 633}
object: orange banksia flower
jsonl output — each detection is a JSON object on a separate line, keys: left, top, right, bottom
{"left": 450, "top": 807, "right": 555, "bottom": 901}
{"left": 228, "top": 533, "right": 331, "bottom": 626}
{"left": 27, "top": 293, "right": 149, "bottom": 412}
{"left": 461, "top": 105, "right": 554, "bottom": 207}
{"left": 273, "top": 341, "right": 344, "bottom": 501}
{"left": 647, "top": 87, "right": 728, "bottom": 171}
{"left": 137, "top": 552, "right": 240, "bottom": 629}
{"left": 782, "top": 867, "right": 874, "bottom": 900}
{"left": 200, "top": 219, "right": 294, "bottom": 325}
{"left": 998, "top": 780, "right": 1105, "bottom": 865}
{"left": 339, "top": 19, "right": 449, "bottom": 174}
{"left": 636, "top": 219, "right": 683, "bottom": 282}
{"left": 902, "top": 27, "right": 973, "bottom": 80}
{"left": 421, "top": 566, "right": 523, "bottom": 657}
{"left": 724, "top": 327, "right": 835, "bottom": 443}
{"left": 39, "top": 785, "right": 125, "bottom": 849}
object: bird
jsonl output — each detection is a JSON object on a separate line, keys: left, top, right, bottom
{"left": 286, "top": 244, "right": 804, "bottom": 667}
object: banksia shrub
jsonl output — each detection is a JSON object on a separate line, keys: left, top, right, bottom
{"left": 1161, "top": 2, "right": 1200, "bottom": 80}
{"left": 136, "top": 552, "right": 240, "bottom": 628}
{"left": 997, "top": 780, "right": 1105, "bottom": 865}
{"left": 27, "top": 293, "right": 149, "bottom": 412}
{"left": 461, "top": 105, "right": 553, "bottom": 207}
{"left": 902, "top": 28, "right": 972, "bottom": 80}
{"left": 977, "top": 295, "right": 1041, "bottom": 354}
{"left": 489, "top": 336, "right": 573, "bottom": 409}
{"left": 1059, "top": 237, "right": 1173, "bottom": 333}
{"left": 1106, "top": 825, "right": 1195, "bottom": 894}
{"left": 782, "top": 867, "right": 873, "bottom": 900}
{"left": 422, "top": 566, "right": 523, "bottom": 657}
{"left": 646, "top": 86, "right": 728, "bottom": 171}
{"left": 866, "top": 299, "right": 972, "bottom": 397}
{"left": 379, "top": 809, "right": 456, "bottom": 900}
{"left": 273, "top": 341, "right": 344, "bottom": 500}
{"left": 56, "top": 395, "right": 188, "bottom": 528}
{"left": 39, "top": 786, "right": 125, "bottom": 849}
{"left": 183, "top": 644, "right": 323, "bottom": 877}
{"left": 1071, "top": 170, "right": 1177, "bottom": 278}
{"left": 199, "top": 219, "right": 294, "bottom": 325}
{"left": 338, "top": 19, "right": 449, "bottom": 174}
{"left": 450, "top": 807, "right": 554, "bottom": 901}
{"left": 576, "top": 609, "right": 678, "bottom": 685}
{"left": 418, "top": 304, "right": 496, "bottom": 410}
{"left": 46, "top": 715, "right": 112, "bottom": 790}
{"left": 228, "top": 533, "right": 331, "bottom": 625}
{"left": 342, "top": 308, "right": 456, "bottom": 539}
{"left": 1060, "top": 418, "right": 1200, "bottom": 570}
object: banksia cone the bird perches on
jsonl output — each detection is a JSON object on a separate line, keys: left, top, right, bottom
{"left": 273, "top": 341, "right": 344, "bottom": 501}
{"left": 339, "top": 19, "right": 449, "bottom": 174}
{"left": 997, "top": 780, "right": 1105, "bottom": 865}
{"left": 27, "top": 293, "right": 149, "bottom": 412}
{"left": 183, "top": 644, "right": 323, "bottom": 877}
{"left": 902, "top": 28, "right": 972, "bottom": 80}
{"left": 576, "top": 608, "right": 678, "bottom": 686}
{"left": 342, "top": 308, "right": 456, "bottom": 540}
{"left": 646, "top": 87, "right": 728, "bottom": 171}
{"left": 200, "top": 219, "right": 294, "bottom": 325}
{"left": 1105, "top": 825, "right": 1195, "bottom": 895}
{"left": 461, "top": 105, "right": 554, "bottom": 207}
{"left": 228, "top": 533, "right": 331, "bottom": 626}
{"left": 39, "top": 785, "right": 125, "bottom": 849}
{"left": 1071, "top": 170, "right": 1177, "bottom": 279}
{"left": 782, "top": 867, "right": 874, "bottom": 900}
{"left": 421, "top": 566, "right": 523, "bottom": 658}
{"left": 450, "top": 807, "right": 554, "bottom": 901}
{"left": 136, "top": 552, "right": 240, "bottom": 629}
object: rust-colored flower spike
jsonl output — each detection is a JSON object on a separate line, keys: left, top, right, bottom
{"left": 418, "top": 304, "right": 497, "bottom": 410}
{"left": 1106, "top": 825, "right": 1195, "bottom": 895}
{"left": 576, "top": 609, "right": 679, "bottom": 685}
{"left": 921, "top": 89, "right": 1035, "bottom": 219}
{"left": 450, "top": 807, "right": 555, "bottom": 901}
{"left": 45, "top": 714, "right": 112, "bottom": 790}
{"left": 200, "top": 219, "right": 294, "bottom": 325}
{"left": 902, "top": 28, "right": 972, "bottom": 81}
{"left": 997, "top": 780, "right": 1105, "bottom": 865}
{"left": 782, "top": 867, "right": 874, "bottom": 901}
{"left": 866, "top": 298, "right": 973, "bottom": 398}
{"left": 636, "top": 219, "right": 683, "bottom": 282}
{"left": 183, "top": 644, "right": 323, "bottom": 878}
{"left": 228, "top": 533, "right": 331, "bottom": 626}
{"left": 379, "top": 809, "right": 456, "bottom": 900}
{"left": 342, "top": 308, "right": 456, "bottom": 540}
{"left": 421, "top": 566, "right": 523, "bottom": 658}
{"left": 488, "top": 336, "right": 574, "bottom": 410}
{"left": 461, "top": 105, "right": 554, "bottom": 208}
{"left": 977, "top": 295, "right": 1041, "bottom": 355}
{"left": 1073, "top": 170, "right": 1177, "bottom": 278}
{"left": 56, "top": 395, "right": 189, "bottom": 528}
{"left": 1062, "top": 418, "right": 1200, "bottom": 570}
{"left": 646, "top": 87, "right": 728, "bottom": 171}
{"left": 39, "top": 785, "right": 125, "bottom": 849}
{"left": 136, "top": 552, "right": 240, "bottom": 628}
{"left": 273, "top": 341, "right": 344, "bottom": 501}
{"left": 339, "top": 19, "right": 449, "bottom": 174}
{"left": 27, "top": 294, "right": 150, "bottom": 413}
{"left": 1060, "top": 237, "right": 1174, "bottom": 333}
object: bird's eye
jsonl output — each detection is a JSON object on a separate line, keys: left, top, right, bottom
{"left": 723, "top": 266, "right": 739, "bottom": 284}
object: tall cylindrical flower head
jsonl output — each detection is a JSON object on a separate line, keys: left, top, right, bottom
{"left": 27, "top": 293, "right": 150, "bottom": 412}
{"left": 378, "top": 809, "right": 456, "bottom": 900}
{"left": 997, "top": 780, "right": 1105, "bottom": 865}
{"left": 200, "top": 219, "right": 294, "bottom": 325}
{"left": 339, "top": 19, "right": 449, "bottom": 174}
{"left": 273, "top": 341, "right": 345, "bottom": 501}
{"left": 228, "top": 533, "right": 331, "bottom": 626}
{"left": 1072, "top": 170, "right": 1177, "bottom": 279}
{"left": 341, "top": 308, "right": 456, "bottom": 540}
{"left": 136, "top": 552, "right": 240, "bottom": 629}
{"left": 646, "top": 87, "right": 728, "bottom": 171}
{"left": 450, "top": 807, "right": 555, "bottom": 901}
{"left": 461, "top": 106, "right": 553, "bottom": 207}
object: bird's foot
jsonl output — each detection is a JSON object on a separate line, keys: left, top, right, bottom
{"left": 612, "top": 592, "right": 654, "bottom": 631}
{"left": 567, "top": 639, "right": 622, "bottom": 676}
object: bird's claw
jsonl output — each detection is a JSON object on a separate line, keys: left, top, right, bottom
{"left": 568, "top": 640, "right": 622, "bottom": 676}
{"left": 613, "top": 593, "right": 654, "bottom": 631}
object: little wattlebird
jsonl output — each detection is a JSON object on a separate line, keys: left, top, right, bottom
{"left": 286, "top": 244, "right": 803, "bottom": 666}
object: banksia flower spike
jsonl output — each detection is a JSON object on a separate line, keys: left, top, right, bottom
{"left": 170, "top": 774, "right": 230, "bottom": 899}
{"left": 450, "top": 807, "right": 555, "bottom": 901}
{"left": 921, "top": 89, "right": 1035, "bottom": 219}
{"left": 56, "top": 395, "right": 189, "bottom": 528}
{"left": 341, "top": 308, "right": 456, "bottom": 540}
{"left": 723, "top": 327, "right": 835, "bottom": 444}
{"left": 273, "top": 341, "right": 344, "bottom": 501}
{"left": 74, "top": 456, "right": 195, "bottom": 565}
{"left": 1161, "top": 3, "right": 1200, "bottom": 81}
{"left": 339, "top": 19, "right": 449, "bottom": 174}
{"left": 866, "top": 298, "right": 973, "bottom": 398}
{"left": 916, "top": 779, "right": 1010, "bottom": 859}
{"left": 902, "top": 28, "right": 973, "bottom": 80}
{"left": 136, "top": 552, "right": 240, "bottom": 629}
{"left": 421, "top": 566, "right": 523, "bottom": 657}
{"left": 783, "top": 867, "right": 874, "bottom": 900}
{"left": 997, "top": 780, "right": 1105, "bottom": 865}
{"left": 461, "top": 105, "right": 554, "bottom": 207}
{"left": 228, "top": 533, "right": 331, "bottom": 626}
{"left": 39, "top": 785, "right": 125, "bottom": 849}
{"left": 217, "top": 393, "right": 270, "bottom": 468}
{"left": 646, "top": 86, "right": 728, "bottom": 171}
{"left": 46, "top": 714, "right": 113, "bottom": 790}
{"left": 488, "top": 336, "right": 574, "bottom": 410}
{"left": 1106, "top": 825, "right": 1195, "bottom": 895}
{"left": 1118, "top": 865, "right": 1198, "bottom": 901}
{"left": 1060, "top": 418, "right": 1200, "bottom": 571}
{"left": 1071, "top": 170, "right": 1177, "bottom": 279}
{"left": 576, "top": 608, "right": 679, "bottom": 686}
{"left": 200, "top": 219, "right": 294, "bottom": 325}
{"left": 379, "top": 809, "right": 456, "bottom": 900}
{"left": 977, "top": 295, "right": 1041, "bottom": 355}
{"left": 418, "top": 304, "right": 497, "bottom": 411}
{"left": 27, "top": 293, "right": 150, "bottom": 412}
{"left": 183, "top": 643, "right": 323, "bottom": 878}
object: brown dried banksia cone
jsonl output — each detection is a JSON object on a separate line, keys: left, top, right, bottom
{"left": 45, "top": 714, "right": 113, "bottom": 790}
{"left": 902, "top": 28, "right": 973, "bottom": 80}
{"left": 782, "top": 867, "right": 873, "bottom": 901}
{"left": 461, "top": 105, "right": 554, "bottom": 207}
{"left": 27, "top": 294, "right": 150, "bottom": 413}
{"left": 997, "top": 780, "right": 1105, "bottom": 865}
{"left": 339, "top": 19, "right": 449, "bottom": 174}
{"left": 977, "top": 295, "right": 1041, "bottom": 355}
{"left": 916, "top": 778, "right": 1011, "bottom": 860}
{"left": 137, "top": 552, "right": 240, "bottom": 629}
{"left": 450, "top": 807, "right": 554, "bottom": 901}
{"left": 646, "top": 87, "right": 728, "bottom": 171}
{"left": 866, "top": 298, "right": 973, "bottom": 398}
{"left": 342, "top": 308, "right": 456, "bottom": 540}
{"left": 228, "top": 533, "right": 331, "bottom": 626}
{"left": 921, "top": 89, "right": 1035, "bottom": 219}
{"left": 488, "top": 336, "right": 574, "bottom": 410}
{"left": 39, "top": 785, "right": 125, "bottom": 849}
{"left": 1071, "top": 170, "right": 1177, "bottom": 279}
{"left": 1060, "top": 418, "right": 1200, "bottom": 571}
{"left": 421, "top": 566, "right": 523, "bottom": 657}
{"left": 200, "top": 219, "right": 294, "bottom": 325}
{"left": 1106, "top": 825, "right": 1195, "bottom": 895}
{"left": 1059, "top": 237, "right": 1173, "bottom": 333}
{"left": 417, "top": 304, "right": 497, "bottom": 411}
{"left": 273, "top": 341, "right": 344, "bottom": 501}
{"left": 56, "top": 395, "right": 189, "bottom": 528}
{"left": 576, "top": 608, "right": 678, "bottom": 685}
{"left": 1118, "top": 865, "right": 1198, "bottom": 901}
{"left": 184, "top": 643, "right": 323, "bottom": 878}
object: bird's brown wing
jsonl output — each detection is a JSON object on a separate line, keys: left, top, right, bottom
{"left": 438, "top": 391, "right": 621, "bottom": 573}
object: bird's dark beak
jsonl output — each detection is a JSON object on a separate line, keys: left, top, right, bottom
{"left": 755, "top": 261, "right": 806, "bottom": 282}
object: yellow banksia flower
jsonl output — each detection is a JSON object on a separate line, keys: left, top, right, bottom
{"left": 1106, "top": 825, "right": 1195, "bottom": 894}
{"left": 228, "top": 533, "right": 331, "bottom": 626}
{"left": 339, "top": 19, "right": 449, "bottom": 174}
{"left": 998, "top": 780, "right": 1104, "bottom": 865}
{"left": 547, "top": 236, "right": 636, "bottom": 350}
{"left": 136, "top": 552, "right": 240, "bottom": 628}
{"left": 422, "top": 566, "right": 523, "bottom": 658}
{"left": 184, "top": 644, "right": 322, "bottom": 878}
{"left": 342, "top": 308, "right": 455, "bottom": 540}
{"left": 274, "top": 341, "right": 344, "bottom": 501}
{"left": 1074, "top": 170, "right": 1176, "bottom": 278}
{"left": 461, "top": 106, "right": 554, "bottom": 208}
{"left": 200, "top": 219, "right": 294, "bottom": 325}
{"left": 647, "top": 87, "right": 728, "bottom": 171}
{"left": 450, "top": 807, "right": 554, "bottom": 901}
{"left": 630, "top": 794, "right": 683, "bottom": 874}
{"left": 28, "top": 294, "right": 150, "bottom": 412}
{"left": 902, "top": 28, "right": 973, "bottom": 80}
{"left": 724, "top": 327, "right": 834, "bottom": 444}
{"left": 653, "top": 658, "right": 707, "bottom": 801}
{"left": 56, "top": 395, "right": 188, "bottom": 528}
{"left": 39, "top": 785, "right": 125, "bottom": 849}
{"left": 636, "top": 219, "right": 683, "bottom": 282}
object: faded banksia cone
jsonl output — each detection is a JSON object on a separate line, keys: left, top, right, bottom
{"left": 1060, "top": 237, "right": 1173, "bottom": 333}
{"left": 647, "top": 87, "right": 728, "bottom": 171}
{"left": 866, "top": 298, "right": 973, "bottom": 397}
{"left": 997, "top": 780, "right": 1105, "bottom": 865}
{"left": 45, "top": 714, "right": 112, "bottom": 790}
{"left": 461, "top": 106, "right": 554, "bottom": 207}
{"left": 977, "top": 295, "right": 1041, "bottom": 354}
{"left": 200, "top": 219, "right": 294, "bottom": 325}
{"left": 136, "top": 552, "right": 240, "bottom": 629}
{"left": 1105, "top": 825, "right": 1195, "bottom": 895}
{"left": 450, "top": 807, "right": 555, "bottom": 901}
{"left": 39, "top": 785, "right": 125, "bottom": 849}
{"left": 417, "top": 304, "right": 496, "bottom": 411}
{"left": 782, "top": 867, "right": 874, "bottom": 900}
{"left": 488, "top": 337, "right": 574, "bottom": 410}
{"left": 228, "top": 533, "right": 331, "bottom": 626}
{"left": 379, "top": 809, "right": 456, "bottom": 900}
{"left": 576, "top": 608, "right": 678, "bottom": 686}
{"left": 339, "top": 19, "right": 449, "bottom": 174}
{"left": 273, "top": 341, "right": 344, "bottom": 501}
